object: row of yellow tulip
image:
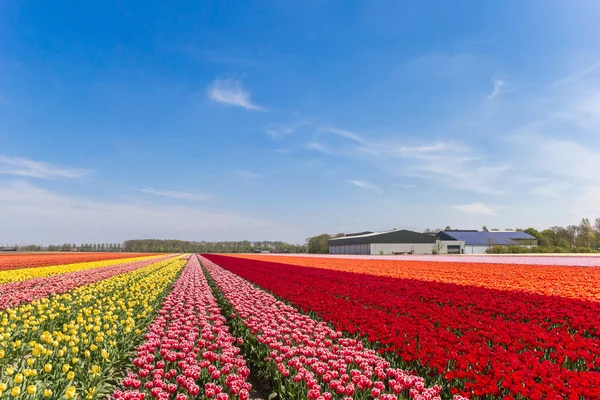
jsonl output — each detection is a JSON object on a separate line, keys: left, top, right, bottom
{"left": 0, "top": 255, "right": 165, "bottom": 285}
{"left": 0, "top": 256, "right": 186, "bottom": 399}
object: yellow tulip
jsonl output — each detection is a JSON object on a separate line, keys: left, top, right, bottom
{"left": 10, "top": 387, "right": 19, "bottom": 397}
{"left": 0, "top": 383, "right": 7, "bottom": 391}
{"left": 85, "top": 387, "right": 95, "bottom": 400}
{"left": 27, "top": 386, "right": 36, "bottom": 395}
{"left": 101, "top": 349, "right": 109, "bottom": 360}
{"left": 43, "top": 389, "right": 52, "bottom": 397}
{"left": 44, "top": 364, "right": 52, "bottom": 373}
{"left": 62, "top": 364, "right": 70, "bottom": 373}
{"left": 5, "top": 367, "right": 14, "bottom": 375}
{"left": 26, "top": 358, "right": 35, "bottom": 366}
{"left": 65, "top": 386, "right": 76, "bottom": 399}
{"left": 0, "top": 349, "right": 5, "bottom": 358}
{"left": 67, "top": 371, "right": 75, "bottom": 380}
{"left": 90, "top": 365, "right": 100, "bottom": 377}
{"left": 13, "top": 374, "right": 23, "bottom": 384}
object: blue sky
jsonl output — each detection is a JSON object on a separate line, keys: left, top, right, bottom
{"left": 1, "top": 1, "right": 599, "bottom": 244}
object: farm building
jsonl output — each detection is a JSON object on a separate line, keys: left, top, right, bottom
{"left": 436, "top": 230, "right": 537, "bottom": 254}
{"left": 328, "top": 229, "right": 461, "bottom": 255}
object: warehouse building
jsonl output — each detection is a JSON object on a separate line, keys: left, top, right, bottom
{"left": 436, "top": 230, "right": 537, "bottom": 254}
{"left": 328, "top": 229, "right": 461, "bottom": 255}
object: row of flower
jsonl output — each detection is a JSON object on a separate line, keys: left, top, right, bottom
{"left": 114, "top": 255, "right": 251, "bottom": 400}
{"left": 204, "top": 254, "right": 600, "bottom": 399}
{"left": 0, "top": 254, "right": 164, "bottom": 285}
{"left": 0, "top": 253, "right": 157, "bottom": 272}
{"left": 200, "top": 256, "right": 444, "bottom": 400}
{"left": 0, "top": 257, "right": 186, "bottom": 400}
{"left": 232, "top": 254, "right": 600, "bottom": 302}
{"left": 0, "top": 255, "right": 174, "bottom": 310}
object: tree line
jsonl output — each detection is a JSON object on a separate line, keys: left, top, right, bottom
{"left": 121, "top": 239, "right": 306, "bottom": 253}
{"left": 2, "top": 243, "right": 124, "bottom": 252}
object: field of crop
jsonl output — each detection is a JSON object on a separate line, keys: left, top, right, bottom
{"left": 1, "top": 253, "right": 598, "bottom": 400}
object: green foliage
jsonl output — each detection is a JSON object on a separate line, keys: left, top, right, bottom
{"left": 122, "top": 239, "right": 306, "bottom": 253}
{"left": 486, "top": 245, "right": 598, "bottom": 254}
{"left": 305, "top": 234, "right": 331, "bottom": 254}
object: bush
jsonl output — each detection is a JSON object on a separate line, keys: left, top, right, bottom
{"left": 486, "top": 245, "right": 597, "bottom": 254}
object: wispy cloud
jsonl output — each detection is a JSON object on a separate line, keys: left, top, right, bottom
{"left": 141, "top": 187, "right": 210, "bottom": 201}
{"left": 306, "top": 142, "right": 334, "bottom": 155}
{"left": 306, "top": 128, "right": 506, "bottom": 195}
{"left": 265, "top": 121, "right": 308, "bottom": 138}
{"left": 0, "top": 180, "right": 272, "bottom": 243}
{"left": 0, "top": 155, "right": 91, "bottom": 179}
{"left": 321, "top": 127, "right": 365, "bottom": 144}
{"left": 349, "top": 179, "right": 381, "bottom": 192}
{"left": 452, "top": 203, "right": 502, "bottom": 216}
{"left": 488, "top": 79, "right": 505, "bottom": 99}
{"left": 207, "top": 78, "right": 264, "bottom": 110}
{"left": 234, "top": 169, "right": 261, "bottom": 179}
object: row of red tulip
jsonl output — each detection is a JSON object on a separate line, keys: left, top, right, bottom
{"left": 114, "top": 255, "right": 251, "bottom": 400}
{"left": 0, "top": 255, "right": 174, "bottom": 310}
{"left": 202, "top": 254, "right": 600, "bottom": 400}
{"left": 200, "top": 256, "right": 445, "bottom": 400}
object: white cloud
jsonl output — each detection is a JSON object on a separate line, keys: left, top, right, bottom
{"left": 488, "top": 79, "right": 505, "bottom": 99}
{"left": 306, "top": 142, "right": 333, "bottom": 155}
{"left": 265, "top": 121, "right": 307, "bottom": 138}
{"left": 141, "top": 187, "right": 210, "bottom": 201}
{"left": 0, "top": 180, "right": 273, "bottom": 244}
{"left": 321, "top": 127, "right": 365, "bottom": 144}
{"left": 452, "top": 203, "right": 502, "bottom": 216}
{"left": 234, "top": 169, "right": 261, "bottom": 179}
{"left": 0, "top": 155, "right": 91, "bottom": 179}
{"left": 349, "top": 179, "right": 381, "bottom": 192}
{"left": 206, "top": 78, "right": 264, "bottom": 110}
{"left": 307, "top": 129, "right": 507, "bottom": 195}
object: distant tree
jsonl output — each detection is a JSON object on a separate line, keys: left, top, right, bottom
{"left": 444, "top": 226, "right": 452, "bottom": 231}
{"left": 524, "top": 228, "right": 541, "bottom": 242}
{"left": 482, "top": 226, "right": 489, "bottom": 232}
{"left": 566, "top": 225, "right": 578, "bottom": 249}
{"left": 306, "top": 234, "right": 331, "bottom": 254}
{"left": 576, "top": 218, "right": 594, "bottom": 248}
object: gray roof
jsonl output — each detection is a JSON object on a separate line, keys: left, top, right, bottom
{"left": 438, "top": 230, "right": 536, "bottom": 245}
{"left": 329, "top": 230, "right": 436, "bottom": 245}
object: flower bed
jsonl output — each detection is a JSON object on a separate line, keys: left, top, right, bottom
{"left": 201, "top": 256, "right": 441, "bottom": 400}
{"left": 114, "top": 255, "right": 251, "bottom": 400}
{"left": 0, "top": 255, "right": 175, "bottom": 310}
{"left": 0, "top": 258, "right": 185, "bottom": 400}
{"left": 0, "top": 254, "right": 165, "bottom": 284}
{"left": 204, "top": 254, "right": 600, "bottom": 399}
{"left": 0, "top": 253, "right": 157, "bottom": 272}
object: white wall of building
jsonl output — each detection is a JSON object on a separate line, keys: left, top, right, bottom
{"left": 330, "top": 241, "right": 467, "bottom": 255}
{"left": 370, "top": 243, "right": 436, "bottom": 255}
{"left": 438, "top": 240, "right": 464, "bottom": 254}
{"left": 329, "top": 244, "right": 370, "bottom": 254}
{"left": 464, "top": 245, "right": 493, "bottom": 254}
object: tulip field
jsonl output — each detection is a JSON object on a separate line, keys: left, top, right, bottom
{"left": 0, "top": 253, "right": 599, "bottom": 399}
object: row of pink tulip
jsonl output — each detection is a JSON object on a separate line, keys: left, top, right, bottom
{"left": 114, "top": 256, "right": 251, "bottom": 400}
{"left": 200, "top": 256, "right": 442, "bottom": 400}
{"left": 0, "top": 255, "right": 174, "bottom": 310}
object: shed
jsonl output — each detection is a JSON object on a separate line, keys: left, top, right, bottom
{"left": 328, "top": 230, "right": 438, "bottom": 255}
{"left": 437, "top": 230, "right": 537, "bottom": 254}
